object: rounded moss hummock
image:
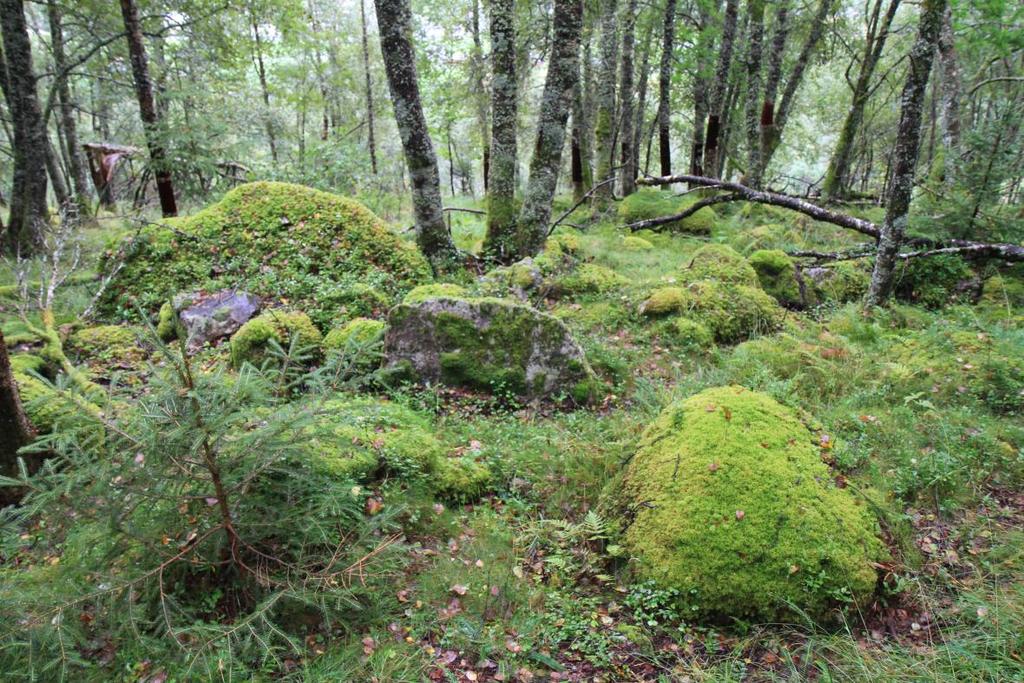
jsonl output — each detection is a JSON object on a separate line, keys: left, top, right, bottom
{"left": 229, "top": 310, "right": 322, "bottom": 368}
{"left": 641, "top": 281, "right": 784, "bottom": 343}
{"left": 618, "top": 189, "right": 716, "bottom": 235}
{"left": 68, "top": 325, "right": 148, "bottom": 364}
{"left": 749, "top": 249, "right": 802, "bottom": 308}
{"left": 659, "top": 317, "right": 714, "bottom": 351}
{"left": 553, "top": 263, "right": 629, "bottom": 297}
{"left": 681, "top": 244, "right": 759, "bottom": 287}
{"left": 402, "top": 283, "right": 468, "bottom": 305}
{"left": 639, "top": 287, "right": 687, "bottom": 316}
{"left": 622, "top": 235, "right": 654, "bottom": 251}
{"left": 323, "top": 317, "right": 386, "bottom": 352}
{"left": 98, "top": 182, "right": 431, "bottom": 327}
{"left": 616, "top": 386, "right": 883, "bottom": 621}
{"left": 807, "top": 261, "right": 871, "bottom": 304}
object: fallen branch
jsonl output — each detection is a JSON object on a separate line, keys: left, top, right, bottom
{"left": 442, "top": 206, "right": 486, "bottom": 215}
{"left": 548, "top": 176, "right": 617, "bottom": 236}
{"left": 626, "top": 193, "right": 743, "bottom": 231}
{"left": 637, "top": 173, "right": 881, "bottom": 238}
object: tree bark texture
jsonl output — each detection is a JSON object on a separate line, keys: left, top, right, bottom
{"left": 484, "top": 0, "right": 519, "bottom": 260}
{"left": 0, "top": 330, "right": 38, "bottom": 507}
{"left": 251, "top": 14, "right": 278, "bottom": 162}
{"left": 47, "top": 0, "right": 90, "bottom": 213}
{"left": 688, "top": 2, "right": 714, "bottom": 178}
{"left": 743, "top": 0, "right": 767, "bottom": 187}
{"left": 703, "top": 0, "right": 739, "bottom": 179}
{"left": 593, "top": 0, "right": 619, "bottom": 204}
{"left": 120, "top": 0, "right": 178, "bottom": 217}
{"left": 936, "top": 5, "right": 961, "bottom": 185}
{"left": 755, "top": 0, "right": 790, "bottom": 183}
{"left": 867, "top": 0, "right": 946, "bottom": 305}
{"left": 360, "top": 0, "right": 379, "bottom": 174}
{"left": 633, "top": 24, "right": 653, "bottom": 176}
{"left": 618, "top": 0, "right": 638, "bottom": 196}
{"left": 515, "top": 0, "right": 582, "bottom": 257}
{"left": 470, "top": 0, "right": 489, "bottom": 189}
{"left": 374, "top": 0, "right": 459, "bottom": 267}
{"left": 656, "top": 0, "right": 677, "bottom": 177}
{"left": 822, "top": 0, "right": 900, "bottom": 199}
{"left": 0, "top": 0, "right": 49, "bottom": 254}
{"left": 571, "top": 43, "right": 594, "bottom": 202}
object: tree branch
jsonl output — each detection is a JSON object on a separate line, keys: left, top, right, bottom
{"left": 625, "top": 193, "right": 743, "bottom": 231}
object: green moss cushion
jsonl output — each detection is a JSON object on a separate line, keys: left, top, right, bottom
{"left": 618, "top": 189, "right": 717, "bottom": 235}
{"left": 681, "top": 244, "right": 759, "bottom": 287}
{"left": 617, "top": 386, "right": 883, "bottom": 621}
{"left": 229, "top": 310, "right": 322, "bottom": 368}
{"left": 749, "top": 249, "right": 802, "bottom": 308}
{"left": 98, "top": 182, "right": 429, "bottom": 327}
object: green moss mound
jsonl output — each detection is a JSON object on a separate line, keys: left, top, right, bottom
{"left": 618, "top": 189, "right": 717, "bottom": 235}
{"left": 681, "top": 244, "right": 759, "bottom": 286}
{"left": 622, "top": 236, "right": 654, "bottom": 251}
{"left": 553, "top": 263, "right": 629, "bottom": 296}
{"left": 641, "top": 281, "right": 784, "bottom": 343}
{"left": 749, "top": 249, "right": 802, "bottom": 308}
{"left": 68, "top": 325, "right": 148, "bottom": 365}
{"left": 659, "top": 317, "right": 714, "bottom": 351}
{"left": 156, "top": 302, "right": 178, "bottom": 341}
{"left": 617, "top": 386, "right": 883, "bottom": 621}
{"left": 809, "top": 261, "right": 871, "bottom": 304}
{"left": 13, "top": 371, "right": 104, "bottom": 447}
{"left": 727, "top": 223, "right": 800, "bottom": 254}
{"left": 402, "top": 283, "right": 467, "bottom": 305}
{"left": 98, "top": 182, "right": 430, "bottom": 328}
{"left": 640, "top": 287, "right": 687, "bottom": 316}
{"left": 294, "top": 397, "right": 492, "bottom": 500}
{"left": 894, "top": 254, "right": 974, "bottom": 309}
{"left": 229, "top": 310, "right": 323, "bottom": 368}
{"left": 323, "top": 318, "right": 386, "bottom": 352}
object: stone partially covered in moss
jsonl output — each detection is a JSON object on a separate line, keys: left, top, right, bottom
{"left": 659, "top": 317, "right": 714, "bottom": 351}
{"left": 98, "top": 182, "right": 430, "bottom": 327}
{"left": 681, "top": 244, "right": 759, "bottom": 287}
{"left": 403, "top": 283, "right": 468, "bottom": 305}
{"left": 615, "top": 386, "right": 883, "bottom": 621}
{"left": 749, "top": 249, "right": 802, "bottom": 308}
{"left": 384, "top": 296, "right": 599, "bottom": 401}
{"left": 547, "top": 231, "right": 581, "bottom": 254}
{"left": 618, "top": 189, "right": 716, "bottom": 235}
{"left": 807, "top": 261, "right": 870, "bottom": 304}
{"left": 643, "top": 281, "right": 784, "bottom": 343}
{"left": 727, "top": 223, "right": 799, "bottom": 254}
{"left": 478, "top": 258, "right": 546, "bottom": 300}
{"left": 229, "top": 310, "right": 322, "bottom": 368}
{"left": 552, "top": 263, "right": 629, "bottom": 297}
{"left": 322, "top": 318, "right": 386, "bottom": 372}
{"left": 622, "top": 235, "right": 654, "bottom": 251}
{"left": 294, "top": 396, "right": 493, "bottom": 500}
{"left": 68, "top": 326, "right": 150, "bottom": 379}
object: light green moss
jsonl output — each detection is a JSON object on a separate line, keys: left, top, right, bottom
{"left": 749, "top": 249, "right": 802, "bottom": 307}
{"left": 229, "top": 310, "right": 323, "bottom": 368}
{"left": 156, "top": 302, "right": 177, "bottom": 341}
{"left": 811, "top": 261, "right": 870, "bottom": 304}
{"left": 894, "top": 254, "right": 974, "bottom": 309}
{"left": 98, "top": 182, "right": 431, "bottom": 327}
{"left": 622, "top": 236, "right": 654, "bottom": 251}
{"left": 68, "top": 325, "right": 149, "bottom": 365}
{"left": 617, "top": 386, "right": 883, "bottom": 621}
{"left": 660, "top": 317, "right": 714, "bottom": 351}
{"left": 553, "top": 263, "right": 629, "bottom": 296}
{"left": 672, "top": 281, "right": 785, "bottom": 344}
{"left": 640, "top": 287, "right": 687, "bottom": 316}
{"left": 13, "top": 371, "right": 104, "bottom": 447}
{"left": 681, "top": 244, "right": 759, "bottom": 287}
{"left": 9, "top": 354, "right": 45, "bottom": 375}
{"left": 547, "top": 232, "right": 581, "bottom": 254}
{"left": 322, "top": 318, "right": 386, "bottom": 373}
{"left": 618, "top": 189, "right": 716, "bottom": 235}
{"left": 402, "top": 283, "right": 468, "bottom": 305}
{"left": 727, "top": 223, "right": 799, "bottom": 254}
{"left": 434, "top": 457, "right": 494, "bottom": 502}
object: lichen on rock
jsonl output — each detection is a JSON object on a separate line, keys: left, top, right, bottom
{"left": 612, "top": 385, "right": 883, "bottom": 621}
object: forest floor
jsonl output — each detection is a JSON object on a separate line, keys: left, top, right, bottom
{"left": 2, "top": 193, "right": 1023, "bottom": 682}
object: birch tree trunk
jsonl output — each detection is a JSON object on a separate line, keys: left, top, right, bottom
{"left": 688, "top": 2, "right": 714, "bottom": 179}
{"left": 470, "top": 0, "right": 489, "bottom": 189}
{"left": 743, "top": 0, "right": 767, "bottom": 187}
{"left": 822, "top": 0, "right": 901, "bottom": 200}
{"left": 633, "top": 25, "right": 653, "bottom": 176}
{"left": 120, "top": 0, "right": 178, "bottom": 217}
{"left": 755, "top": 0, "right": 789, "bottom": 184}
{"left": 360, "top": 0, "right": 379, "bottom": 174}
{"left": 656, "top": 0, "right": 677, "bottom": 177}
{"left": 618, "top": 0, "right": 638, "bottom": 196}
{"left": 867, "top": 0, "right": 946, "bottom": 305}
{"left": 47, "top": 0, "right": 90, "bottom": 213}
{"left": 702, "top": 0, "right": 739, "bottom": 179}
{"left": 374, "top": 0, "right": 459, "bottom": 268}
{"left": 593, "top": 0, "right": 619, "bottom": 205}
{"left": 251, "top": 14, "right": 278, "bottom": 162}
{"left": 0, "top": 0, "right": 49, "bottom": 254}
{"left": 483, "top": 0, "right": 519, "bottom": 260}
{"left": 515, "top": 0, "right": 582, "bottom": 257}
{"left": 936, "top": 5, "right": 961, "bottom": 186}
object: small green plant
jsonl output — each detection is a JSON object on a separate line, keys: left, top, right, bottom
{"left": 624, "top": 580, "right": 681, "bottom": 627}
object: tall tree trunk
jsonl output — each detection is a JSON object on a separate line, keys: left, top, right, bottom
{"left": 703, "top": 0, "right": 739, "bottom": 179}
{"left": 743, "top": 0, "right": 767, "bottom": 187}
{"left": 618, "top": 0, "right": 638, "bottom": 196}
{"left": 374, "top": 0, "right": 458, "bottom": 268}
{"left": 44, "top": 141, "right": 69, "bottom": 208}
{"left": 761, "top": 0, "right": 833, "bottom": 167}
{"left": 470, "top": 0, "right": 489, "bottom": 189}
{"left": 515, "top": 0, "right": 582, "bottom": 257}
{"left": 251, "top": 14, "right": 278, "bottom": 162}
{"left": 571, "top": 41, "right": 594, "bottom": 202}
{"left": 0, "top": 330, "right": 39, "bottom": 506}
{"left": 688, "top": 3, "right": 714, "bottom": 179}
{"left": 120, "top": 0, "right": 177, "bottom": 217}
{"left": 360, "top": 0, "right": 379, "bottom": 174}
{"left": 633, "top": 25, "right": 653, "bottom": 177}
{"left": 656, "top": 0, "right": 677, "bottom": 177}
{"left": 755, "top": 0, "right": 789, "bottom": 184}
{"left": 483, "top": 0, "right": 518, "bottom": 260}
{"left": 822, "top": 0, "right": 901, "bottom": 199}
{"left": 47, "top": 0, "right": 90, "bottom": 213}
{"left": 593, "top": 0, "right": 619, "bottom": 205}
{"left": 867, "top": 0, "right": 946, "bottom": 306}
{"left": 0, "top": 0, "right": 49, "bottom": 254}
{"left": 936, "top": 5, "right": 960, "bottom": 186}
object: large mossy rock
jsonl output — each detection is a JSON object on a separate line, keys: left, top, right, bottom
{"left": 615, "top": 386, "right": 882, "bottom": 621}
{"left": 384, "top": 295, "right": 600, "bottom": 401}
{"left": 98, "top": 182, "right": 431, "bottom": 328}
{"left": 618, "top": 189, "right": 717, "bottom": 235}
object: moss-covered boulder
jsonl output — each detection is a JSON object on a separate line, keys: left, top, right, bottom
{"left": 622, "top": 235, "right": 654, "bottom": 251}
{"left": 551, "top": 263, "right": 629, "bottom": 297}
{"left": 98, "top": 182, "right": 429, "bottom": 327}
{"left": 618, "top": 189, "right": 716, "bottom": 235}
{"left": 807, "top": 261, "right": 870, "bottom": 304}
{"left": 614, "top": 386, "right": 883, "bottom": 621}
{"left": 680, "top": 244, "right": 759, "bottom": 287}
{"left": 384, "top": 295, "right": 600, "bottom": 401}
{"left": 641, "top": 281, "right": 784, "bottom": 343}
{"left": 749, "top": 249, "right": 802, "bottom": 308}
{"left": 13, "top": 369, "right": 104, "bottom": 447}
{"left": 229, "top": 310, "right": 322, "bottom": 368}
{"left": 403, "top": 283, "right": 468, "bottom": 305}
{"left": 658, "top": 317, "right": 714, "bottom": 351}
{"left": 322, "top": 318, "right": 386, "bottom": 373}
{"left": 294, "top": 397, "right": 492, "bottom": 500}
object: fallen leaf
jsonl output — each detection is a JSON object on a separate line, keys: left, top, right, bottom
{"left": 450, "top": 584, "right": 468, "bottom": 596}
{"left": 735, "top": 510, "right": 745, "bottom": 521}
